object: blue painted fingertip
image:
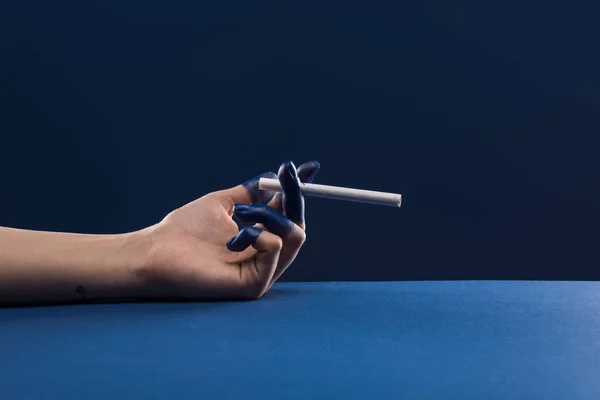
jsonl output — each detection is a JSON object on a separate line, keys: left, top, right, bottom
{"left": 233, "top": 204, "right": 294, "bottom": 237}
{"left": 288, "top": 162, "right": 298, "bottom": 178}
{"left": 297, "top": 160, "right": 320, "bottom": 183}
{"left": 278, "top": 161, "right": 304, "bottom": 225}
{"left": 242, "top": 171, "right": 277, "bottom": 204}
{"left": 226, "top": 226, "right": 263, "bottom": 252}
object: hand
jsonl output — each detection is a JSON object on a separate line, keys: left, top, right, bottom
{"left": 142, "top": 160, "right": 320, "bottom": 300}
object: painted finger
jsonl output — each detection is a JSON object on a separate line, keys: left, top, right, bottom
{"left": 217, "top": 171, "right": 278, "bottom": 211}
{"left": 233, "top": 204, "right": 294, "bottom": 238}
{"left": 297, "top": 160, "right": 320, "bottom": 183}
{"left": 228, "top": 227, "right": 282, "bottom": 299}
{"left": 269, "top": 160, "right": 320, "bottom": 211}
{"left": 231, "top": 204, "right": 306, "bottom": 291}
{"left": 278, "top": 160, "right": 305, "bottom": 226}
{"left": 226, "top": 226, "right": 263, "bottom": 252}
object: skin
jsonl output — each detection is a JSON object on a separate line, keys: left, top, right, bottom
{"left": 0, "top": 160, "right": 319, "bottom": 305}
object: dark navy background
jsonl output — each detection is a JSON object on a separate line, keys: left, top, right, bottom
{"left": 1, "top": 1, "right": 599, "bottom": 281}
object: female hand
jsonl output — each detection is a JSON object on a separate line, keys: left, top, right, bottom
{"left": 142, "top": 160, "right": 320, "bottom": 300}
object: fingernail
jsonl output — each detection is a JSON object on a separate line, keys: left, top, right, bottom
{"left": 233, "top": 204, "right": 250, "bottom": 213}
{"left": 233, "top": 204, "right": 254, "bottom": 223}
{"left": 299, "top": 160, "right": 320, "bottom": 183}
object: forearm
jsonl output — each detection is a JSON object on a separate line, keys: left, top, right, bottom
{"left": 0, "top": 227, "right": 154, "bottom": 305}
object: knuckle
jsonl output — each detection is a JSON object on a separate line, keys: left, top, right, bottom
{"left": 269, "top": 235, "right": 284, "bottom": 251}
{"left": 287, "top": 229, "right": 306, "bottom": 246}
{"left": 297, "top": 229, "right": 307, "bottom": 244}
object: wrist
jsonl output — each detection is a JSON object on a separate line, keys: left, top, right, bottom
{"left": 116, "top": 226, "right": 160, "bottom": 299}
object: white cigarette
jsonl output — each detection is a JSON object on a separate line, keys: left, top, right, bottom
{"left": 258, "top": 178, "right": 402, "bottom": 208}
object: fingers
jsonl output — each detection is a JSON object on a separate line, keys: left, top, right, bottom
{"left": 233, "top": 204, "right": 294, "bottom": 237}
{"left": 268, "top": 160, "right": 320, "bottom": 210}
{"left": 226, "top": 226, "right": 282, "bottom": 299}
{"left": 224, "top": 160, "right": 320, "bottom": 298}
{"left": 231, "top": 204, "right": 306, "bottom": 290}
{"left": 219, "top": 161, "right": 320, "bottom": 214}
{"left": 216, "top": 171, "right": 278, "bottom": 211}
{"left": 262, "top": 160, "right": 319, "bottom": 286}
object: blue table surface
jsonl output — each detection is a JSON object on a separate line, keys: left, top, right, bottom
{"left": 2, "top": 281, "right": 600, "bottom": 399}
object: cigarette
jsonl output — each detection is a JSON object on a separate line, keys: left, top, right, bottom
{"left": 258, "top": 178, "right": 402, "bottom": 208}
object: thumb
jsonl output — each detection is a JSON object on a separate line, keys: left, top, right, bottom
{"left": 216, "top": 171, "right": 278, "bottom": 210}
